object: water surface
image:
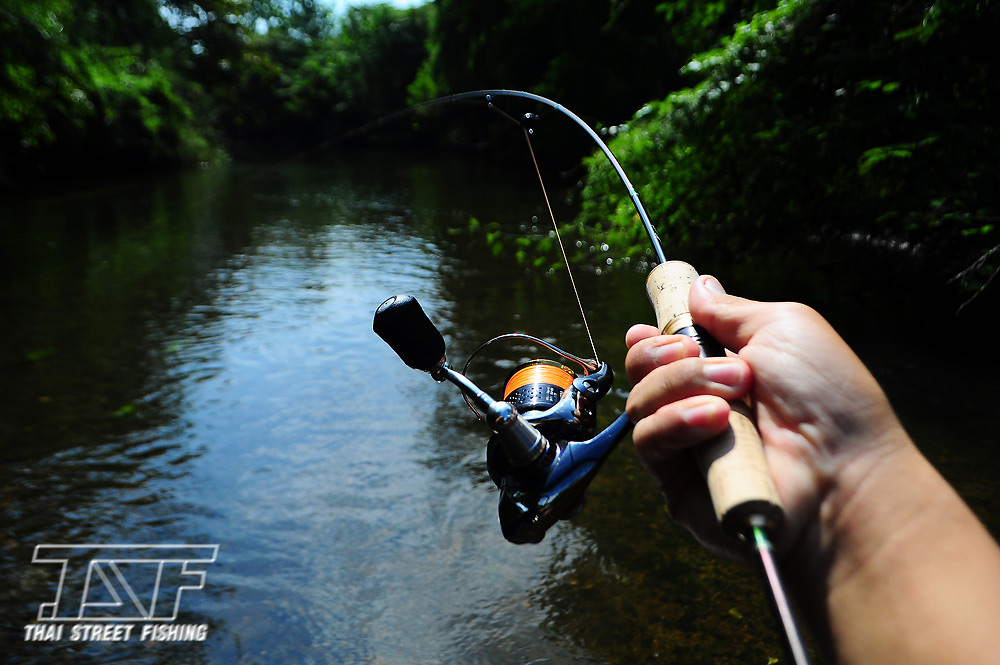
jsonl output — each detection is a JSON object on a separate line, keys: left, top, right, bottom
{"left": 1, "top": 150, "right": 997, "bottom": 664}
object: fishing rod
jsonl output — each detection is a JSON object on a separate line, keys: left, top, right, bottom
{"left": 372, "top": 89, "right": 811, "bottom": 665}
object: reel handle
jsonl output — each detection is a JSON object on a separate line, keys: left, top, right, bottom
{"left": 373, "top": 295, "right": 447, "bottom": 371}
{"left": 645, "top": 261, "right": 784, "bottom": 538}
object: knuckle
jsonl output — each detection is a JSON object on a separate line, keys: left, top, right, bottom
{"left": 650, "top": 356, "right": 702, "bottom": 392}
{"left": 775, "top": 301, "right": 819, "bottom": 321}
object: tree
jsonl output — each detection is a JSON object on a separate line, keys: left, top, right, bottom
{"left": 574, "top": 0, "right": 999, "bottom": 308}
{"left": 0, "top": 0, "right": 213, "bottom": 179}
{"left": 0, "top": 0, "right": 432, "bottom": 176}
{"left": 410, "top": 0, "right": 775, "bottom": 125}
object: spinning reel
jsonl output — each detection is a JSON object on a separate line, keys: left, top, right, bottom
{"left": 370, "top": 91, "right": 811, "bottom": 665}
{"left": 373, "top": 294, "right": 631, "bottom": 544}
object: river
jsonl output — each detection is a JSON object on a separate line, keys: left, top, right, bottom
{"left": 1, "top": 149, "right": 998, "bottom": 664}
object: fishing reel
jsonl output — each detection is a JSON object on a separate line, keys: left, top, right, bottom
{"left": 373, "top": 294, "right": 631, "bottom": 544}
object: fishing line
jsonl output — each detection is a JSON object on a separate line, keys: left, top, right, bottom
{"left": 459, "top": 331, "right": 599, "bottom": 421}
{"left": 520, "top": 125, "right": 599, "bottom": 363}
{"left": 484, "top": 99, "right": 600, "bottom": 364}
{"left": 407, "top": 89, "right": 812, "bottom": 665}
{"left": 330, "top": 89, "right": 668, "bottom": 262}
{"left": 362, "top": 89, "right": 812, "bottom": 664}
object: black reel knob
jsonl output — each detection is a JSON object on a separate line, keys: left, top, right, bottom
{"left": 373, "top": 295, "right": 446, "bottom": 371}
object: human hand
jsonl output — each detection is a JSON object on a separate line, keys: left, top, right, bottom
{"left": 625, "top": 275, "right": 907, "bottom": 559}
{"left": 626, "top": 275, "right": 1000, "bottom": 663}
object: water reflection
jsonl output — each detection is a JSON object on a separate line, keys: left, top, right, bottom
{"left": 0, "top": 152, "right": 612, "bottom": 664}
{"left": 2, "top": 149, "right": 998, "bottom": 665}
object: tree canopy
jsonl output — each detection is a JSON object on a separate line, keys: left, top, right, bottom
{"left": 408, "top": 0, "right": 775, "bottom": 124}
{"left": 573, "top": 0, "right": 999, "bottom": 309}
{"left": 1, "top": 0, "right": 997, "bottom": 305}
{"left": 0, "top": 0, "right": 431, "bottom": 177}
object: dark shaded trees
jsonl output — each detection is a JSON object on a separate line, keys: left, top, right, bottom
{"left": 574, "top": 0, "right": 999, "bottom": 307}
{"left": 410, "top": 0, "right": 776, "bottom": 125}
{"left": 3, "top": 0, "right": 997, "bottom": 308}
{"left": 1, "top": 0, "right": 212, "bottom": 178}
{"left": 0, "top": 0, "right": 431, "bottom": 179}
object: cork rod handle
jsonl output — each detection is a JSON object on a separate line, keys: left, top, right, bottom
{"left": 645, "top": 261, "right": 784, "bottom": 537}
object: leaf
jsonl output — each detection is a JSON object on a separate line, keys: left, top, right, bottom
{"left": 113, "top": 403, "right": 137, "bottom": 418}
{"left": 857, "top": 145, "right": 913, "bottom": 176}
{"left": 26, "top": 348, "right": 57, "bottom": 362}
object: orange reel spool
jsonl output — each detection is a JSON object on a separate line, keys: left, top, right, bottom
{"left": 503, "top": 360, "right": 576, "bottom": 412}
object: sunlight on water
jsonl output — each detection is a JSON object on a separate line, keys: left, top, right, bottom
{"left": 3, "top": 150, "right": 998, "bottom": 665}
{"left": 0, "top": 153, "right": 603, "bottom": 664}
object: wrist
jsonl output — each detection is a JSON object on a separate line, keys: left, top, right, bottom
{"left": 821, "top": 428, "right": 926, "bottom": 588}
{"left": 786, "top": 427, "right": 1000, "bottom": 664}
{"left": 776, "top": 426, "right": 919, "bottom": 643}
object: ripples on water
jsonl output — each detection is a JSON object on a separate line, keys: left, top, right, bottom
{"left": 0, "top": 154, "right": 610, "bottom": 664}
{"left": 2, "top": 151, "right": 998, "bottom": 665}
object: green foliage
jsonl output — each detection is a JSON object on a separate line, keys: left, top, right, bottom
{"left": 4, "top": 0, "right": 997, "bottom": 306}
{"left": 0, "top": 0, "right": 215, "bottom": 177}
{"left": 575, "top": 0, "right": 1000, "bottom": 293}
{"left": 0, "top": 0, "right": 431, "bottom": 179}
{"left": 259, "top": 3, "right": 431, "bottom": 141}
{"left": 409, "top": 0, "right": 776, "bottom": 126}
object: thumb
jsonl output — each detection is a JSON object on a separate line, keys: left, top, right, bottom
{"left": 688, "top": 275, "right": 774, "bottom": 353}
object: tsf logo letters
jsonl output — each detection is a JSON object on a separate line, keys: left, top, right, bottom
{"left": 31, "top": 544, "right": 219, "bottom": 621}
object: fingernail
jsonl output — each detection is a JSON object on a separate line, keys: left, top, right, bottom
{"left": 680, "top": 401, "right": 720, "bottom": 429}
{"left": 652, "top": 340, "right": 686, "bottom": 364}
{"left": 703, "top": 276, "right": 726, "bottom": 295}
{"left": 703, "top": 360, "right": 743, "bottom": 387}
